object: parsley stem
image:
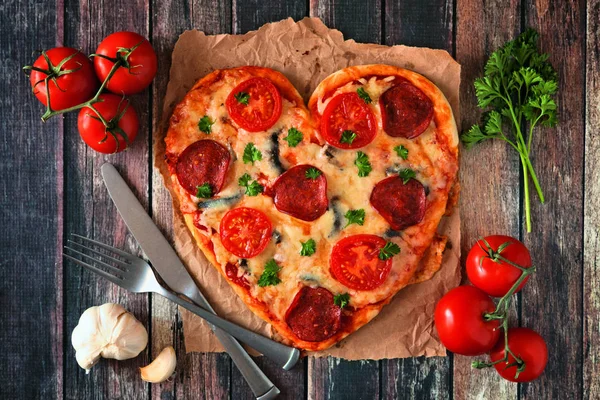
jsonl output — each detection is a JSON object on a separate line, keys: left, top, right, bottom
{"left": 521, "top": 151, "right": 532, "bottom": 233}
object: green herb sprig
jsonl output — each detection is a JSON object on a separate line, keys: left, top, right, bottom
{"left": 243, "top": 143, "right": 262, "bottom": 165}
{"left": 285, "top": 127, "right": 303, "bottom": 147}
{"left": 258, "top": 259, "right": 281, "bottom": 287}
{"left": 238, "top": 173, "right": 263, "bottom": 196}
{"left": 334, "top": 293, "right": 350, "bottom": 308}
{"left": 461, "top": 29, "right": 558, "bottom": 232}
{"left": 300, "top": 238, "right": 316, "bottom": 256}
{"left": 344, "top": 209, "right": 365, "bottom": 228}
{"left": 355, "top": 151, "right": 372, "bottom": 177}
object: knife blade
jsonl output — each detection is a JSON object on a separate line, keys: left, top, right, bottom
{"left": 101, "top": 163, "right": 289, "bottom": 400}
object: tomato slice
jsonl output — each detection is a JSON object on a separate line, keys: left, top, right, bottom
{"left": 330, "top": 234, "right": 392, "bottom": 291}
{"left": 321, "top": 92, "right": 376, "bottom": 149}
{"left": 219, "top": 207, "right": 272, "bottom": 258}
{"left": 225, "top": 77, "right": 283, "bottom": 132}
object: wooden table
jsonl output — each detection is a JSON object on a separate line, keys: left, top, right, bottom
{"left": 1, "top": 0, "right": 597, "bottom": 398}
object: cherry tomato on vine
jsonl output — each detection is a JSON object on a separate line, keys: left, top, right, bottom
{"left": 490, "top": 327, "right": 548, "bottom": 382}
{"left": 466, "top": 235, "right": 532, "bottom": 297}
{"left": 94, "top": 32, "right": 157, "bottom": 95}
{"left": 434, "top": 285, "right": 501, "bottom": 356}
{"left": 77, "top": 94, "right": 139, "bottom": 154}
{"left": 28, "top": 47, "right": 98, "bottom": 110}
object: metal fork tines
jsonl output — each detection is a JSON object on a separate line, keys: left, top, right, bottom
{"left": 63, "top": 234, "right": 300, "bottom": 370}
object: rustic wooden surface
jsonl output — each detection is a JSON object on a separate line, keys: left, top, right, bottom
{"left": 0, "top": 0, "right": 595, "bottom": 399}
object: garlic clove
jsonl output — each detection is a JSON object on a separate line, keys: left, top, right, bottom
{"left": 140, "top": 346, "right": 177, "bottom": 383}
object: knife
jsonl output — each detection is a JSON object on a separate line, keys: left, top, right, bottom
{"left": 101, "top": 163, "right": 300, "bottom": 399}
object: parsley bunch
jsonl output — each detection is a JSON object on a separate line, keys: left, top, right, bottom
{"left": 461, "top": 29, "right": 558, "bottom": 232}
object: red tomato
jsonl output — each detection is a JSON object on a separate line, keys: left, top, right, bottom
{"left": 94, "top": 32, "right": 157, "bottom": 95}
{"left": 225, "top": 77, "right": 282, "bottom": 132}
{"left": 220, "top": 207, "right": 272, "bottom": 258}
{"left": 77, "top": 94, "right": 139, "bottom": 153}
{"left": 330, "top": 234, "right": 392, "bottom": 291}
{"left": 466, "top": 235, "right": 532, "bottom": 297}
{"left": 321, "top": 92, "right": 376, "bottom": 149}
{"left": 490, "top": 327, "right": 548, "bottom": 382}
{"left": 29, "top": 47, "right": 97, "bottom": 110}
{"left": 434, "top": 285, "right": 501, "bottom": 355}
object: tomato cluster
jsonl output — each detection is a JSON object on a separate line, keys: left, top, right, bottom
{"left": 26, "top": 31, "right": 157, "bottom": 153}
{"left": 434, "top": 235, "right": 548, "bottom": 383}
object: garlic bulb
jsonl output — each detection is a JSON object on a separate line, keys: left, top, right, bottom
{"left": 71, "top": 303, "right": 148, "bottom": 372}
{"left": 140, "top": 346, "right": 177, "bottom": 383}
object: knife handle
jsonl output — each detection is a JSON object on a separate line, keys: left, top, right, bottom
{"left": 158, "top": 288, "right": 301, "bottom": 371}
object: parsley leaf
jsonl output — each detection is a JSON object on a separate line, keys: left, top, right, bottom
{"left": 344, "top": 209, "right": 365, "bottom": 228}
{"left": 379, "top": 242, "right": 401, "bottom": 260}
{"left": 285, "top": 127, "right": 303, "bottom": 147}
{"left": 394, "top": 145, "right": 409, "bottom": 160}
{"left": 399, "top": 168, "right": 416, "bottom": 184}
{"left": 460, "top": 28, "right": 559, "bottom": 232}
{"left": 234, "top": 91, "right": 250, "bottom": 105}
{"left": 300, "top": 238, "right": 316, "bottom": 256}
{"left": 305, "top": 167, "right": 322, "bottom": 179}
{"left": 357, "top": 87, "right": 372, "bottom": 104}
{"left": 340, "top": 130, "right": 357, "bottom": 145}
{"left": 355, "top": 151, "right": 372, "bottom": 177}
{"left": 198, "top": 116, "right": 214, "bottom": 134}
{"left": 334, "top": 293, "right": 350, "bottom": 309}
{"left": 238, "top": 173, "right": 263, "bottom": 196}
{"left": 196, "top": 183, "right": 212, "bottom": 199}
{"left": 242, "top": 143, "right": 262, "bottom": 164}
{"left": 258, "top": 259, "right": 281, "bottom": 287}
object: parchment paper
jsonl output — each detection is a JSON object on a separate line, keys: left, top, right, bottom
{"left": 154, "top": 17, "right": 462, "bottom": 360}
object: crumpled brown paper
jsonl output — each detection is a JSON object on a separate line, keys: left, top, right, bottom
{"left": 154, "top": 17, "right": 461, "bottom": 360}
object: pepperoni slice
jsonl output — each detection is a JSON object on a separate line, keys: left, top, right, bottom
{"left": 321, "top": 92, "right": 376, "bottom": 149}
{"left": 271, "top": 164, "right": 328, "bottom": 222}
{"left": 225, "top": 262, "right": 250, "bottom": 289}
{"left": 380, "top": 81, "right": 434, "bottom": 139}
{"left": 330, "top": 234, "right": 392, "bottom": 291}
{"left": 370, "top": 176, "right": 427, "bottom": 230}
{"left": 220, "top": 207, "right": 272, "bottom": 258}
{"left": 225, "top": 77, "right": 283, "bottom": 132}
{"left": 285, "top": 287, "right": 341, "bottom": 342}
{"left": 176, "top": 140, "right": 231, "bottom": 197}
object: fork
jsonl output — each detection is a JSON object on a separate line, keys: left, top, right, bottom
{"left": 63, "top": 234, "right": 300, "bottom": 370}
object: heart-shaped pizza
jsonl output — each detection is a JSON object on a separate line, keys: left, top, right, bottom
{"left": 165, "top": 65, "right": 459, "bottom": 351}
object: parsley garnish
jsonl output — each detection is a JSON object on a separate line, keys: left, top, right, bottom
{"left": 460, "top": 29, "right": 558, "bottom": 232}
{"left": 344, "top": 209, "right": 365, "bottom": 228}
{"left": 285, "top": 127, "right": 303, "bottom": 147}
{"left": 334, "top": 293, "right": 351, "bottom": 308}
{"left": 300, "top": 238, "right": 316, "bottom": 256}
{"left": 399, "top": 168, "right": 416, "bottom": 184}
{"left": 379, "top": 242, "right": 401, "bottom": 260}
{"left": 340, "top": 130, "right": 357, "bottom": 145}
{"left": 355, "top": 151, "right": 372, "bottom": 177}
{"left": 196, "top": 183, "right": 212, "bottom": 199}
{"left": 238, "top": 173, "right": 263, "bottom": 196}
{"left": 198, "top": 116, "right": 214, "bottom": 134}
{"left": 258, "top": 259, "right": 281, "bottom": 287}
{"left": 234, "top": 91, "right": 250, "bottom": 105}
{"left": 305, "top": 167, "right": 322, "bottom": 179}
{"left": 394, "top": 145, "right": 409, "bottom": 160}
{"left": 242, "top": 143, "right": 262, "bottom": 165}
{"left": 357, "top": 87, "right": 372, "bottom": 104}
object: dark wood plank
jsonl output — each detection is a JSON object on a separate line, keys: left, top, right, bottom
{"left": 309, "top": 0, "right": 382, "bottom": 43}
{"left": 454, "top": 0, "right": 522, "bottom": 398}
{"left": 521, "top": 1, "right": 586, "bottom": 399}
{"left": 232, "top": 0, "right": 307, "bottom": 35}
{"left": 0, "top": 1, "right": 63, "bottom": 399}
{"left": 63, "top": 1, "right": 152, "bottom": 399}
{"left": 150, "top": 0, "right": 232, "bottom": 399}
{"left": 584, "top": 2, "right": 600, "bottom": 398}
{"left": 379, "top": 1, "right": 453, "bottom": 398}
{"left": 306, "top": 2, "right": 381, "bottom": 398}
{"left": 229, "top": 2, "right": 309, "bottom": 398}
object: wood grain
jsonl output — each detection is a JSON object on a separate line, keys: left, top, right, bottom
{"left": 584, "top": 1, "right": 600, "bottom": 398}
{"left": 0, "top": 1, "right": 63, "bottom": 399}
{"left": 454, "top": 0, "right": 521, "bottom": 399}
{"left": 150, "top": 1, "right": 232, "bottom": 399}
{"left": 62, "top": 1, "right": 152, "bottom": 399}
{"left": 379, "top": 2, "right": 454, "bottom": 398}
{"left": 309, "top": 0, "right": 382, "bottom": 43}
{"left": 521, "top": 1, "right": 586, "bottom": 399}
